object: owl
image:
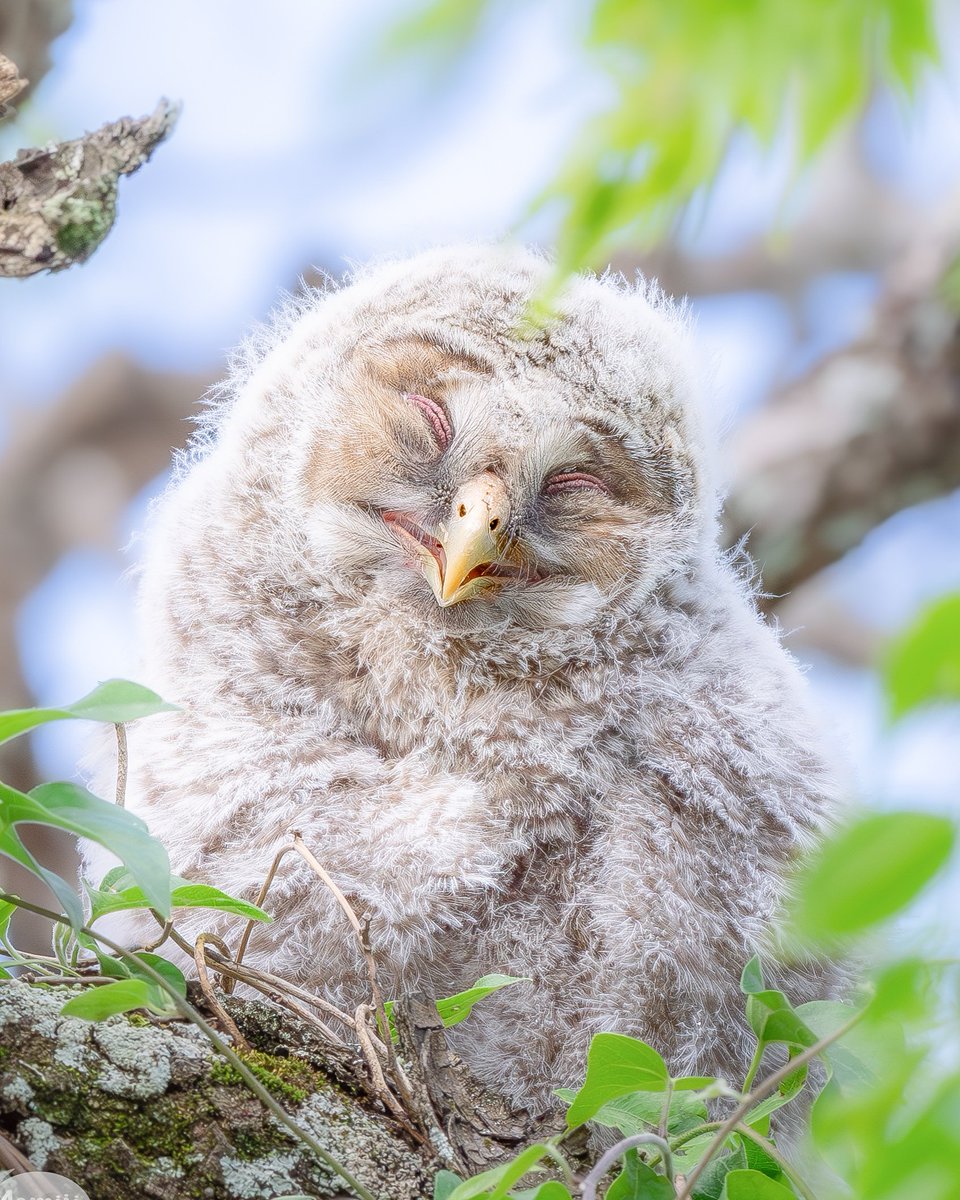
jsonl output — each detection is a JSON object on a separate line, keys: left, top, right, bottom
{"left": 86, "top": 244, "right": 839, "bottom": 1111}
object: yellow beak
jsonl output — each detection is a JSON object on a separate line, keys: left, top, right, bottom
{"left": 433, "top": 472, "right": 511, "bottom": 607}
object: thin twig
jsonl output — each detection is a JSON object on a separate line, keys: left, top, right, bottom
{"left": 152, "top": 912, "right": 351, "bottom": 1045}
{"left": 114, "top": 722, "right": 128, "bottom": 808}
{"left": 675, "top": 1011, "right": 863, "bottom": 1200}
{"left": 159, "top": 913, "right": 355, "bottom": 1031}
{"left": 2, "top": 892, "right": 378, "bottom": 1200}
{"left": 290, "top": 832, "right": 413, "bottom": 1111}
{"left": 22, "top": 974, "right": 118, "bottom": 987}
{"left": 733, "top": 1122, "right": 816, "bottom": 1200}
{"left": 581, "top": 1133, "right": 674, "bottom": 1200}
{"left": 355, "top": 1002, "right": 406, "bottom": 1120}
{"left": 193, "top": 932, "right": 249, "bottom": 1050}
{"left": 658, "top": 1077, "right": 674, "bottom": 1141}
{"left": 141, "top": 919, "right": 173, "bottom": 952}
{"left": 226, "top": 960, "right": 356, "bottom": 1032}
{"left": 231, "top": 841, "right": 297, "bottom": 990}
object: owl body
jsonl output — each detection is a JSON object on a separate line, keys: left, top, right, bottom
{"left": 88, "top": 246, "right": 838, "bottom": 1108}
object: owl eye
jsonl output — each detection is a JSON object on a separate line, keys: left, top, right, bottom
{"left": 405, "top": 392, "right": 452, "bottom": 452}
{"left": 543, "top": 470, "right": 609, "bottom": 497}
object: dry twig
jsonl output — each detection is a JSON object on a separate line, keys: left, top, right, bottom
{"left": 193, "top": 931, "right": 250, "bottom": 1050}
{"left": 290, "top": 830, "right": 414, "bottom": 1111}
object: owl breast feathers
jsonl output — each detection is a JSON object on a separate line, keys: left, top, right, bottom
{"left": 86, "top": 244, "right": 840, "bottom": 1110}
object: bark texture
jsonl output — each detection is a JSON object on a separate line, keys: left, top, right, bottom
{"left": 0, "top": 982, "right": 436, "bottom": 1200}
{"left": 0, "top": 97, "right": 180, "bottom": 278}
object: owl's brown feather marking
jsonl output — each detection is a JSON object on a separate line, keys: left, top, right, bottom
{"left": 85, "top": 244, "right": 842, "bottom": 1113}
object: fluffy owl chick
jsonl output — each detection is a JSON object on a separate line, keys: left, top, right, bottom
{"left": 86, "top": 244, "right": 839, "bottom": 1110}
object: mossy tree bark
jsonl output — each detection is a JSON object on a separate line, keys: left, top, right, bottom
{"left": 0, "top": 981, "right": 540, "bottom": 1200}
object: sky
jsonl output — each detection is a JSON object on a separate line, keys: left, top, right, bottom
{"left": 2, "top": 0, "right": 959, "bottom": 940}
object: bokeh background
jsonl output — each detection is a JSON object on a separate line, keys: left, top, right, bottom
{"left": 1, "top": 0, "right": 959, "bottom": 948}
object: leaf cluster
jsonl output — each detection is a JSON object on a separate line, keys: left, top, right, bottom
{"left": 382, "top": 0, "right": 938, "bottom": 278}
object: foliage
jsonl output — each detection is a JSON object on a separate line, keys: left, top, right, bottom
{"left": 790, "top": 811, "right": 955, "bottom": 941}
{"left": 435, "top": 807, "right": 956, "bottom": 1200}
{"left": 883, "top": 593, "right": 960, "bottom": 720}
{"left": 384, "top": 0, "right": 938, "bottom": 278}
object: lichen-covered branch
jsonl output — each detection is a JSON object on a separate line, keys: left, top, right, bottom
{"left": 0, "top": 53, "right": 27, "bottom": 111}
{"left": 0, "top": 981, "right": 435, "bottom": 1200}
{"left": 0, "top": 95, "right": 179, "bottom": 277}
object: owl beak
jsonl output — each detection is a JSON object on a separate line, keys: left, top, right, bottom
{"left": 433, "top": 473, "right": 511, "bottom": 607}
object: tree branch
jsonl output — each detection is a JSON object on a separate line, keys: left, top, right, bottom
{"left": 0, "top": 93, "right": 180, "bottom": 276}
{"left": 722, "top": 196, "right": 960, "bottom": 603}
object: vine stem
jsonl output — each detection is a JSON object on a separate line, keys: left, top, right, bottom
{"left": 740, "top": 1040, "right": 764, "bottom": 1093}
{"left": 580, "top": 1133, "right": 673, "bottom": 1199}
{"left": 0, "top": 891, "right": 378, "bottom": 1200}
{"left": 675, "top": 1010, "right": 863, "bottom": 1200}
{"left": 733, "top": 1122, "right": 816, "bottom": 1200}
{"left": 114, "top": 722, "right": 128, "bottom": 808}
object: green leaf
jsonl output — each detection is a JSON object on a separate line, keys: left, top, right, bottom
{"left": 446, "top": 1143, "right": 549, "bottom": 1200}
{"left": 735, "top": 1132, "right": 784, "bottom": 1182}
{"left": 385, "top": 974, "right": 528, "bottom": 1042}
{"left": 865, "top": 957, "right": 936, "bottom": 1024}
{"left": 743, "top": 1065, "right": 807, "bottom": 1127}
{"left": 795, "top": 1001, "right": 882, "bottom": 1092}
{"left": 0, "top": 679, "right": 178, "bottom": 746}
{"left": 745, "top": 990, "right": 817, "bottom": 1050}
{"left": 512, "top": 1185, "right": 573, "bottom": 1200}
{"left": 132, "top": 952, "right": 188, "bottom": 999}
{"left": 607, "top": 1151, "right": 674, "bottom": 1200}
{"left": 883, "top": 594, "right": 960, "bottom": 719}
{"left": 694, "top": 1145, "right": 747, "bottom": 1200}
{"left": 741, "top": 961, "right": 815, "bottom": 1050}
{"left": 60, "top": 979, "right": 162, "bottom": 1020}
{"left": 739, "top": 957, "right": 765, "bottom": 995}
{"left": 559, "top": 1086, "right": 707, "bottom": 1138}
{"left": 0, "top": 824, "right": 85, "bottom": 927}
{"left": 58, "top": 951, "right": 185, "bottom": 1019}
{"left": 792, "top": 811, "right": 956, "bottom": 939}
{"left": 1, "top": 780, "right": 173, "bottom": 919}
{"left": 565, "top": 1034, "right": 669, "bottom": 1129}
{"left": 435, "top": 974, "right": 529, "bottom": 1028}
{"left": 87, "top": 877, "right": 271, "bottom": 925}
{"left": 434, "top": 1171, "right": 463, "bottom": 1200}
{"left": 721, "top": 1169, "right": 796, "bottom": 1199}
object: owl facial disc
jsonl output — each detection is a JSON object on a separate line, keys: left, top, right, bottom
{"left": 384, "top": 471, "right": 542, "bottom": 607}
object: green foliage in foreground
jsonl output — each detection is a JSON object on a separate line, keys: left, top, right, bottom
{"left": 883, "top": 593, "right": 960, "bottom": 720}
{"left": 0, "top": 632, "right": 957, "bottom": 1199}
{"left": 383, "top": 0, "right": 938, "bottom": 276}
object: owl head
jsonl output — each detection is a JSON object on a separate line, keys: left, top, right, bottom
{"left": 204, "top": 244, "right": 712, "bottom": 643}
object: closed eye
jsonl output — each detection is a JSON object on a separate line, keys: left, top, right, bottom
{"left": 405, "top": 392, "right": 452, "bottom": 451}
{"left": 543, "top": 470, "right": 609, "bottom": 496}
